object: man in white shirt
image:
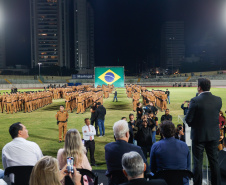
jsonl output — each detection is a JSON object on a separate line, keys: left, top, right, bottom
{"left": 2, "top": 122, "right": 43, "bottom": 183}
{"left": 82, "top": 118, "right": 96, "bottom": 166}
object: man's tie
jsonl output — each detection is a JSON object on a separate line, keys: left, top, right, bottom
{"left": 88, "top": 126, "right": 92, "bottom": 141}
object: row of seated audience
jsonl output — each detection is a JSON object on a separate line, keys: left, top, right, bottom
{"left": 1, "top": 118, "right": 226, "bottom": 185}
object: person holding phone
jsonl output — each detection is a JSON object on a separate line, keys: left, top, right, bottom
{"left": 175, "top": 124, "right": 185, "bottom": 142}
{"left": 181, "top": 101, "right": 190, "bottom": 115}
{"left": 30, "top": 156, "right": 82, "bottom": 185}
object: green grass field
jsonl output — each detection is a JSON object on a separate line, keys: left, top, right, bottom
{"left": 0, "top": 87, "right": 226, "bottom": 169}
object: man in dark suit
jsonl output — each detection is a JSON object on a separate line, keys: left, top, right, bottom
{"left": 120, "top": 152, "right": 167, "bottom": 185}
{"left": 185, "top": 78, "right": 222, "bottom": 185}
{"left": 105, "top": 120, "right": 147, "bottom": 185}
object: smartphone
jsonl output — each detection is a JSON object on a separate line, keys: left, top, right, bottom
{"left": 82, "top": 139, "right": 85, "bottom": 145}
{"left": 67, "top": 157, "right": 74, "bottom": 174}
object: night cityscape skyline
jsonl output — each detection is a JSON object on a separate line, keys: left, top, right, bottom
{"left": 1, "top": 0, "right": 226, "bottom": 75}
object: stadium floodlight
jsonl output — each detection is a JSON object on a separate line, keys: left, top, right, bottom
{"left": 38, "top": 63, "right": 42, "bottom": 76}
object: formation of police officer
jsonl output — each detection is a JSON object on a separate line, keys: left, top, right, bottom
{"left": 0, "top": 91, "right": 53, "bottom": 114}
{"left": 125, "top": 84, "right": 168, "bottom": 112}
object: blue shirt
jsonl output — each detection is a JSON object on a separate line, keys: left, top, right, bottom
{"left": 150, "top": 137, "right": 190, "bottom": 173}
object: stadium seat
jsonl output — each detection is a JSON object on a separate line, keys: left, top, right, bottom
{"left": 106, "top": 170, "right": 128, "bottom": 185}
{"left": 65, "top": 169, "right": 98, "bottom": 185}
{"left": 4, "top": 166, "right": 34, "bottom": 185}
{"left": 154, "top": 169, "right": 193, "bottom": 185}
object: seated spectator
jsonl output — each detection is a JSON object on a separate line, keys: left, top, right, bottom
{"left": 120, "top": 152, "right": 167, "bottom": 185}
{"left": 29, "top": 156, "right": 81, "bottom": 185}
{"left": 150, "top": 121, "right": 190, "bottom": 185}
{"left": 160, "top": 109, "right": 172, "bottom": 123}
{"left": 181, "top": 101, "right": 190, "bottom": 115}
{"left": 136, "top": 119, "right": 154, "bottom": 159}
{"left": 57, "top": 129, "right": 92, "bottom": 170}
{"left": 2, "top": 122, "right": 43, "bottom": 183}
{"left": 105, "top": 120, "right": 148, "bottom": 185}
{"left": 175, "top": 124, "right": 185, "bottom": 142}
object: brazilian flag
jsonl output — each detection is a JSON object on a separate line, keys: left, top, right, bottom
{"left": 95, "top": 67, "right": 124, "bottom": 87}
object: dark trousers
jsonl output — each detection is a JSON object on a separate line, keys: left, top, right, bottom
{"left": 141, "top": 146, "right": 151, "bottom": 159}
{"left": 192, "top": 140, "right": 221, "bottom": 185}
{"left": 85, "top": 140, "right": 95, "bottom": 165}
{"left": 91, "top": 119, "right": 98, "bottom": 135}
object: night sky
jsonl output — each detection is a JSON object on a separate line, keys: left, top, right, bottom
{"left": 3, "top": 0, "right": 224, "bottom": 72}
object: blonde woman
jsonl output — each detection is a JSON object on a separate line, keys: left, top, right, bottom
{"left": 57, "top": 129, "right": 92, "bottom": 171}
{"left": 29, "top": 156, "right": 81, "bottom": 185}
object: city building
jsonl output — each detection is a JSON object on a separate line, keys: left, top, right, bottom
{"left": 0, "top": 0, "right": 6, "bottom": 69}
{"left": 30, "top": 0, "right": 95, "bottom": 72}
{"left": 160, "top": 21, "right": 185, "bottom": 72}
{"left": 30, "top": 0, "right": 70, "bottom": 68}
{"left": 74, "top": 0, "right": 95, "bottom": 70}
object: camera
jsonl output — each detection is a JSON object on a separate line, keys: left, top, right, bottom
{"left": 67, "top": 157, "right": 74, "bottom": 174}
{"left": 178, "top": 127, "right": 182, "bottom": 131}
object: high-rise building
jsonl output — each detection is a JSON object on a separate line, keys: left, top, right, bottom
{"left": 30, "top": 0, "right": 70, "bottom": 68}
{"left": 0, "top": 0, "right": 6, "bottom": 69}
{"left": 74, "top": 0, "right": 95, "bottom": 70}
{"left": 30, "top": 0, "right": 94, "bottom": 71}
{"left": 161, "top": 21, "right": 185, "bottom": 71}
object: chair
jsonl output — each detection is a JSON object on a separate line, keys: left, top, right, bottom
{"left": 218, "top": 150, "right": 226, "bottom": 185}
{"left": 106, "top": 170, "right": 128, "bottom": 185}
{"left": 4, "top": 166, "right": 34, "bottom": 185}
{"left": 65, "top": 169, "right": 98, "bottom": 185}
{"left": 154, "top": 169, "right": 193, "bottom": 185}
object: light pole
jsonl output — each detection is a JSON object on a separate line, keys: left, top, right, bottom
{"left": 38, "top": 63, "right": 42, "bottom": 76}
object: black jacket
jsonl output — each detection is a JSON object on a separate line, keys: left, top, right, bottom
{"left": 185, "top": 92, "right": 222, "bottom": 142}
{"left": 161, "top": 114, "right": 172, "bottom": 123}
{"left": 136, "top": 124, "right": 153, "bottom": 147}
{"left": 95, "top": 105, "right": 106, "bottom": 120}
{"left": 146, "top": 105, "right": 158, "bottom": 114}
{"left": 90, "top": 105, "right": 97, "bottom": 121}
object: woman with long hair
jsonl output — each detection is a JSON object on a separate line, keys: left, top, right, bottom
{"left": 57, "top": 129, "right": 92, "bottom": 170}
{"left": 29, "top": 156, "right": 81, "bottom": 185}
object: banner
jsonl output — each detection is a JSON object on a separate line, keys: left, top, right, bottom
{"left": 72, "top": 74, "right": 94, "bottom": 79}
{"left": 95, "top": 67, "right": 124, "bottom": 87}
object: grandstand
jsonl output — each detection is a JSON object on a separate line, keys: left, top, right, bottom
{"left": 1, "top": 70, "right": 226, "bottom": 89}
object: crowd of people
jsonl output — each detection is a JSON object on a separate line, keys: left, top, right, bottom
{"left": 0, "top": 78, "right": 226, "bottom": 185}
{"left": 0, "top": 91, "right": 53, "bottom": 114}
{"left": 126, "top": 84, "right": 170, "bottom": 112}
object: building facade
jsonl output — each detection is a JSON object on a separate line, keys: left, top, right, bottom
{"left": 0, "top": 0, "right": 6, "bottom": 69}
{"left": 74, "top": 0, "right": 95, "bottom": 70}
{"left": 30, "top": 0, "right": 70, "bottom": 68}
{"left": 30, "top": 0, "right": 94, "bottom": 71}
{"left": 161, "top": 21, "right": 185, "bottom": 72}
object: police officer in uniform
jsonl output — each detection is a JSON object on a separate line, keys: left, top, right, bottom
{"left": 55, "top": 105, "right": 69, "bottom": 143}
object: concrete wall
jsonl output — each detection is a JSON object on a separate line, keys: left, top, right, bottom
{"left": 0, "top": 80, "right": 226, "bottom": 90}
